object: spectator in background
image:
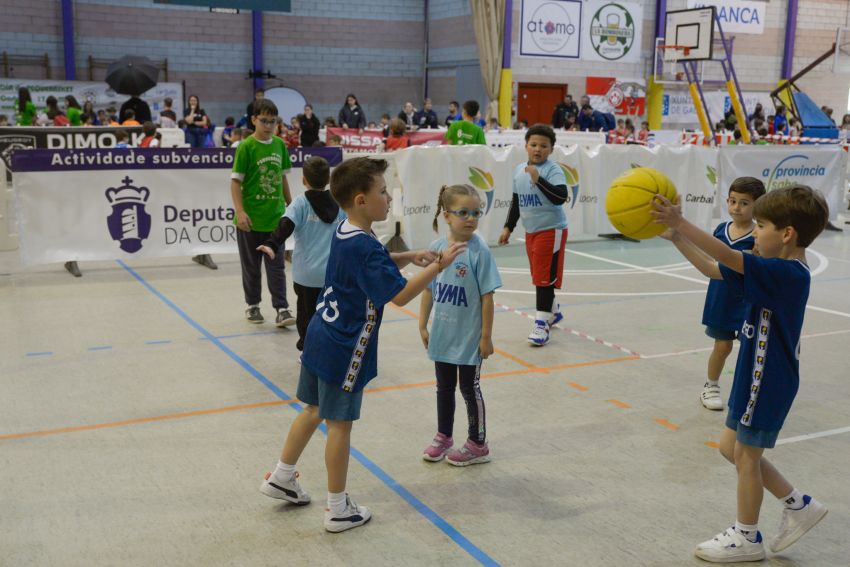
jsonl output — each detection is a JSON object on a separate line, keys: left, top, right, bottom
{"left": 44, "top": 96, "right": 69, "bottom": 126}
{"left": 16, "top": 87, "right": 36, "bottom": 126}
{"left": 384, "top": 118, "right": 410, "bottom": 151}
{"left": 638, "top": 121, "right": 649, "bottom": 143}
{"left": 159, "top": 97, "right": 178, "bottom": 128}
{"left": 96, "top": 109, "right": 108, "bottom": 126}
{"left": 230, "top": 127, "right": 244, "bottom": 148}
{"left": 445, "top": 101, "right": 461, "bottom": 126}
{"left": 614, "top": 118, "right": 626, "bottom": 140}
{"left": 755, "top": 126, "right": 770, "bottom": 144}
{"left": 380, "top": 113, "right": 392, "bottom": 137}
{"left": 578, "top": 104, "right": 605, "bottom": 132}
{"left": 766, "top": 114, "right": 775, "bottom": 135}
{"left": 841, "top": 113, "right": 850, "bottom": 131}
{"left": 222, "top": 116, "right": 236, "bottom": 147}
{"left": 106, "top": 107, "right": 120, "bottom": 126}
{"left": 624, "top": 123, "right": 636, "bottom": 142}
{"left": 114, "top": 129, "right": 130, "bottom": 148}
{"left": 323, "top": 117, "right": 337, "bottom": 128}
{"left": 0, "top": 115, "right": 7, "bottom": 126}
{"left": 338, "top": 93, "right": 366, "bottom": 130}
{"left": 184, "top": 94, "right": 210, "bottom": 148}
{"left": 245, "top": 88, "right": 264, "bottom": 132}
{"left": 398, "top": 101, "right": 416, "bottom": 129}
{"left": 474, "top": 111, "right": 486, "bottom": 128}
{"left": 327, "top": 134, "right": 342, "bottom": 146}
{"left": 297, "top": 104, "right": 321, "bottom": 147}
{"left": 82, "top": 100, "right": 97, "bottom": 125}
{"left": 551, "top": 94, "right": 578, "bottom": 129}
{"left": 367, "top": 121, "right": 378, "bottom": 129}
{"left": 445, "top": 100, "right": 486, "bottom": 145}
{"left": 285, "top": 116, "right": 300, "bottom": 150}
{"left": 579, "top": 95, "right": 590, "bottom": 108}
{"left": 122, "top": 109, "right": 141, "bottom": 127}
{"left": 485, "top": 117, "right": 501, "bottom": 133}
{"left": 748, "top": 102, "right": 765, "bottom": 127}
{"left": 414, "top": 98, "right": 439, "bottom": 129}
{"left": 139, "top": 121, "right": 160, "bottom": 148}
{"left": 120, "top": 95, "right": 151, "bottom": 124}
{"left": 773, "top": 105, "right": 789, "bottom": 136}
{"left": 788, "top": 118, "right": 800, "bottom": 138}
{"left": 81, "top": 113, "right": 94, "bottom": 126}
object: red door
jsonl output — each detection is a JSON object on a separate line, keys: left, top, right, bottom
{"left": 517, "top": 83, "right": 567, "bottom": 126}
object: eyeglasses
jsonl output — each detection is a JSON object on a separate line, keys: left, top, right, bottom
{"left": 256, "top": 118, "right": 277, "bottom": 126}
{"left": 447, "top": 208, "right": 484, "bottom": 219}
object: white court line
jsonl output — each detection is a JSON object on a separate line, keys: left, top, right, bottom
{"left": 777, "top": 425, "right": 850, "bottom": 445}
{"left": 641, "top": 328, "right": 850, "bottom": 359}
{"left": 565, "top": 248, "right": 850, "bottom": 319}
{"left": 499, "top": 289, "right": 705, "bottom": 297}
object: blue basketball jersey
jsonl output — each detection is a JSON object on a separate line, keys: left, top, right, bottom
{"left": 512, "top": 159, "right": 567, "bottom": 234}
{"left": 719, "top": 254, "right": 810, "bottom": 431}
{"left": 301, "top": 220, "right": 407, "bottom": 392}
{"left": 426, "top": 234, "right": 502, "bottom": 366}
{"left": 702, "top": 222, "right": 755, "bottom": 331}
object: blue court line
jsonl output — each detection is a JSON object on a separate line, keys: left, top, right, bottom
{"left": 145, "top": 340, "right": 173, "bottom": 345}
{"left": 116, "top": 260, "right": 499, "bottom": 567}
{"left": 87, "top": 346, "right": 113, "bottom": 351}
{"left": 26, "top": 351, "right": 53, "bottom": 357}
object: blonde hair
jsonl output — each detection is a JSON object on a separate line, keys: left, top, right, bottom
{"left": 432, "top": 184, "right": 481, "bottom": 231}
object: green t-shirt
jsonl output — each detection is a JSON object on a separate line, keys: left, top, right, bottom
{"left": 67, "top": 107, "right": 82, "bottom": 126}
{"left": 445, "top": 120, "right": 486, "bottom": 145}
{"left": 232, "top": 135, "right": 292, "bottom": 232}
{"left": 16, "top": 101, "right": 36, "bottom": 126}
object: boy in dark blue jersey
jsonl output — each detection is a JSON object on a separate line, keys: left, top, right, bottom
{"left": 259, "top": 157, "right": 466, "bottom": 533}
{"left": 698, "top": 178, "right": 765, "bottom": 410}
{"left": 654, "top": 185, "right": 829, "bottom": 563}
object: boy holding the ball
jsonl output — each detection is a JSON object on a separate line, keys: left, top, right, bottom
{"left": 499, "top": 124, "right": 569, "bottom": 346}
{"left": 653, "top": 185, "right": 829, "bottom": 563}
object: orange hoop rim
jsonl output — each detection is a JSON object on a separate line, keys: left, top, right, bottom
{"left": 658, "top": 45, "right": 691, "bottom": 56}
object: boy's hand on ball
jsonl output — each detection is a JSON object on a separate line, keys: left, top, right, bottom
{"left": 651, "top": 195, "right": 683, "bottom": 228}
{"left": 524, "top": 165, "right": 540, "bottom": 184}
{"left": 498, "top": 227, "right": 511, "bottom": 246}
{"left": 479, "top": 337, "right": 494, "bottom": 359}
{"left": 419, "top": 327, "right": 429, "bottom": 348}
{"left": 256, "top": 245, "right": 275, "bottom": 259}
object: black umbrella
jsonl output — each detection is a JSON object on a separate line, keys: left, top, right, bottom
{"left": 105, "top": 55, "right": 159, "bottom": 96}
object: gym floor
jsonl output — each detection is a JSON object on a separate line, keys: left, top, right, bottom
{"left": 1, "top": 232, "right": 848, "bottom": 566}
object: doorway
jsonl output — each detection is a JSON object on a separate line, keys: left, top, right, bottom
{"left": 517, "top": 83, "right": 567, "bottom": 126}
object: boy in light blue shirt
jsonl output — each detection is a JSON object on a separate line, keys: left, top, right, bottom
{"left": 258, "top": 156, "right": 345, "bottom": 352}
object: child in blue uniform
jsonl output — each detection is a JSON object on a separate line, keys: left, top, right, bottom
{"left": 499, "top": 124, "right": 569, "bottom": 347}
{"left": 257, "top": 156, "right": 346, "bottom": 353}
{"left": 654, "top": 185, "right": 830, "bottom": 563}
{"left": 259, "top": 157, "right": 467, "bottom": 533}
{"left": 419, "top": 185, "right": 502, "bottom": 465}
{"left": 699, "top": 178, "right": 765, "bottom": 410}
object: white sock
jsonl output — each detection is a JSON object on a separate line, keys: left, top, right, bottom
{"left": 535, "top": 311, "right": 552, "bottom": 323}
{"left": 734, "top": 520, "right": 759, "bottom": 543}
{"left": 707, "top": 378, "right": 719, "bottom": 387}
{"left": 327, "top": 491, "right": 347, "bottom": 515}
{"left": 780, "top": 488, "right": 805, "bottom": 510}
{"left": 272, "top": 461, "right": 296, "bottom": 482}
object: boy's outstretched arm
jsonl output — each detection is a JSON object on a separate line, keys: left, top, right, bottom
{"left": 660, "top": 230, "right": 722, "bottom": 279}
{"left": 392, "top": 242, "right": 467, "bottom": 306}
{"left": 391, "top": 249, "right": 438, "bottom": 269}
{"left": 652, "top": 196, "right": 744, "bottom": 274}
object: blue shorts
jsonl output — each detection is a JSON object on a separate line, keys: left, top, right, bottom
{"left": 705, "top": 326, "right": 738, "bottom": 341}
{"left": 725, "top": 412, "right": 780, "bottom": 449}
{"left": 296, "top": 365, "right": 364, "bottom": 421}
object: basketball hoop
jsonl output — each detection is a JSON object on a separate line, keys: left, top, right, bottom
{"left": 659, "top": 44, "right": 691, "bottom": 63}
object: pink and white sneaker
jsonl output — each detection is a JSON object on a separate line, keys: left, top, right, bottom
{"left": 422, "top": 432, "right": 453, "bottom": 462}
{"left": 446, "top": 439, "right": 490, "bottom": 466}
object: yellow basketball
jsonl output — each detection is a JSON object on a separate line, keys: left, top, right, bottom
{"left": 605, "top": 167, "right": 678, "bottom": 240}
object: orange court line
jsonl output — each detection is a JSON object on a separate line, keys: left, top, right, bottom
{"left": 704, "top": 441, "right": 720, "bottom": 449}
{"left": 2, "top": 354, "right": 639, "bottom": 442}
{"left": 655, "top": 418, "right": 680, "bottom": 431}
{"left": 606, "top": 399, "right": 631, "bottom": 409}
{"left": 568, "top": 382, "right": 589, "bottom": 391}
{"left": 0, "top": 399, "right": 295, "bottom": 441}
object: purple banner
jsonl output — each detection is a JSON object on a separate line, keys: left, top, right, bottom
{"left": 10, "top": 146, "right": 343, "bottom": 173}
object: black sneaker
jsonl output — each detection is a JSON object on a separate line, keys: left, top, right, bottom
{"left": 275, "top": 309, "right": 296, "bottom": 328}
{"left": 246, "top": 305, "right": 263, "bottom": 323}
{"left": 324, "top": 495, "right": 371, "bottom": 533}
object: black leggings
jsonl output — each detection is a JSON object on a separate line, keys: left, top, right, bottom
{"left": 435, "top": 361, "right": 486, "bottom": 445}
{"left": 294, "top": 283, "right": 321, "bottom": 351}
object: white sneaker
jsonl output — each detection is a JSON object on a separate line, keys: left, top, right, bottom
{"left": 695, "top": 527, "right": 765, "bottom": 562}
{"left": 549, "top": 305, "right": 563, "bottom": 327}
{"left": 259, "top": 471, "right": 311, "bottom": 505}
{"left": 324, "top": 495, "right": 372, "bottom": 533}
{"left": 769, "top": 496, "right": 828, "bottom": 552}
{"left": 701, "top": 382, "right": 723, "bottom": 411}
{"left": 527, "top": 320, "right": 550, "bottom": 346}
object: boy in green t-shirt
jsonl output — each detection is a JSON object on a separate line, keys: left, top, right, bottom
{"left": 444, "top": 100, "right": 487, "bottom": 146}
{"left": 230, "top": 99, "right": 296, "bottom": 327}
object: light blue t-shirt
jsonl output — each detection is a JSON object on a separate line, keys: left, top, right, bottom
{"left": 284, "top": 194, "right": 346, "bottom": 288}
{"left": 427, "top": 234, "right": 502, "bottom": 366}
{"left": 512, "top": 159, "right": 568, "bottom": 234}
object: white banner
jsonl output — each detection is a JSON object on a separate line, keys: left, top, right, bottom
{"left": 582, "top": 1, "right": 643, "bottom": 63}
{"left": 686, "top": 0, "right": 766, "bottom": 35}
{"left": 718, "top": 146, "right": 848, "bottom": 220}
{"left": 12, "top": 147, "right": 342, "bottom": 266}
{"left": 0, "top": 78, "right": 183, "bottom": 119}
{"left": 662, "top": 90, "right": 773, "bottom": 126}
{"left": 519, "top": 0, "right": 582, "bottom": 59}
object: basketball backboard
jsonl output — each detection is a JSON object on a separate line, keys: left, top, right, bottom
{"left": 664, "top": 7, "right": 715, "bottom": 62}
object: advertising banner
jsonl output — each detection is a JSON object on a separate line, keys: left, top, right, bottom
{"left": 718, "top": 146, "right": 847, "bottom": 219}
{"left": 586, "top": 77, "right": 646, "bottom": 116}
{"left": 661, "top": 91, "right": 773, "bottom": 126}
{"left": 326, "top": 127, "right": 445, "bottom": 152}
{"left": 582, "top": 1, "right": 643, "bottom": 63}
{"left": 686, "top": 0, "right": 766, "bottom": 34}
{"left": 11, "top": 147, "right": 342, "bottom": 266}
{"left": 519, "top": 0, "right": 582, "bottom": 59}
{"left": 0, "top": 78, "right": 183, "bottom": 119}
